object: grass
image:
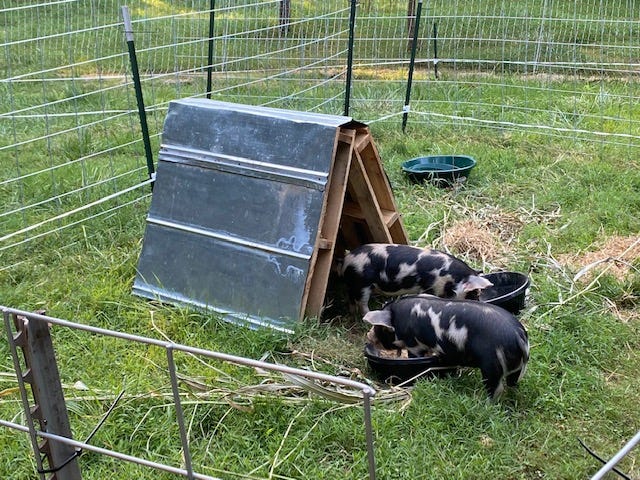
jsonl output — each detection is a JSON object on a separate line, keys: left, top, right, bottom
{"left": 2, "top": 1, "right": 640, "bottom": 479}
{"left": 2, "top": 123, "right": 639, "bottom": 479}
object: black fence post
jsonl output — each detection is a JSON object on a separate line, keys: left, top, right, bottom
{"left": 402, "top": 0, "right": 423, "bottom": 132}
{"left": 344, "top": 0, "right": 357, "bottom": 116}
{"left": 279, "top": 0, "right": 291, "bottom": 36}
{"left": 206, "top": 0, "right": 216, "bottom": 99}
{"left": 433, "top": 21, "right": 439, "bottom": 80}
{"left": 122, "top": 6, "right": 155, "bottom": 188}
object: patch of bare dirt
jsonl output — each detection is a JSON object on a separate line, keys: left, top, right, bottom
{"left": 604, "top": 297, "right": 640, "bottom": 323}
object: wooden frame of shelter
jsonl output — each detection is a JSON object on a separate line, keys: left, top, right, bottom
{"left": 302, "top": 122, "right": 408, "bottom": 318}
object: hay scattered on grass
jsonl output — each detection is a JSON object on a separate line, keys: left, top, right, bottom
{"left": 442, "top": 219, "right": 504, "bottom": 265}
{"left": 558, "top": 235, "right": 640, "bottom": 322}
{"left": 437, "top": 205, "right": 528, "bottom": 268}
{"left": 416, "top": 195, "right": 561, "bottom": 270}
{"left": 560, "top": 235, "right": 640, "bottom": 282}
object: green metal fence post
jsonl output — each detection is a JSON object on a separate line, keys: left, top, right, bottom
{"left": 402, "top": 0, "right": 424, "bottom": 132}
{"left": 344, "top": 0, "right": 357, "bottom": 116}
{"left": 122, "top": 6, "right": 155, "bottom": 187}
{"left": 206, "top": 0, "right": 216, "bottom": 99}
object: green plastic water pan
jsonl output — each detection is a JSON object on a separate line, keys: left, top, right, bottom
{"left": 402, "top": 155, "right": 477, "bottom": 185}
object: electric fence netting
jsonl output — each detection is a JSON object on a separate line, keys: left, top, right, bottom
{"left": 1, "top": 0, "right": 639, "bottom": 264}
{"left": 353, "top": 0, "right": 639, "bottom": 149}
{"left": 0, "top": 0, "right": 351, "bottom": 265}
{"left": 1, "top": 2, "right": 639, "bottom": 479}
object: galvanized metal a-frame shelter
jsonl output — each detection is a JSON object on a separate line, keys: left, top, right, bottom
{"left": 133, "top": 99, "right": 408, "bottom": 331}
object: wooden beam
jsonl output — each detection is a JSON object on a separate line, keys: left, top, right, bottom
{"left": 347, "top": 149, "right": 393, "bottom": 243}
{"left": 302, "top": 129, "right": 355, "bottom": 318}
{"left": 302, "top": 124, "right": 408, "bottom": 320}
{"left": 342, "top": 201, "right": 399, "bottom": 228}
{"left": 352, "top": 130, "right": 409, "bottom": 244}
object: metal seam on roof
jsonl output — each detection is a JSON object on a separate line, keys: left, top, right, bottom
{"left": 146, "top": 217, "right": 312, "bottom": 260}
{"left": 159, "top": 144, "right": 329, "bottom": 189}
{"left": 177, "top": 98, "right": 353, "bottom": 127}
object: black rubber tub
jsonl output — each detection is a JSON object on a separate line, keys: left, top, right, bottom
{"left": 364, "top": 344, "right": 457, "bottom": 385}
{"left": 479, "top": 271, "right": 530, "bottom": 314}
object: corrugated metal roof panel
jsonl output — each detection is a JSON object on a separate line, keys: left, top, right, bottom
{"left": 133, "top": 100, "right": 353, "bottom": 331}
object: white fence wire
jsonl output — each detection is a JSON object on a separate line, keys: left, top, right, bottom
{"left": 351, "top": 1, "right": 639, "bottom": 140}
{"left": 1, "top": 0, "right": 351, "bottom": 263}
{"left": 1, "top": 0, "right": 639, "bottom": 263}
{"left": 1, "top": 2, "right": 639, "bottom": 477}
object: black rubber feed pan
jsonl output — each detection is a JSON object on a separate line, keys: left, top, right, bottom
{"left": 364, "top": 344, "right": 457, "bottom": 385}
{"left": 402, "top": 155, "right": 476, "bottom": 185}
{"left": 479, "top": 271, "right": 530, "bottom": 314}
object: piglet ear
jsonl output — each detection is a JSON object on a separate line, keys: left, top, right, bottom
{"left": 463, "top": 275, "right": 493, "bottom": 292}
{"left": 363, "top": 310, "right": 394, "bottom": 331}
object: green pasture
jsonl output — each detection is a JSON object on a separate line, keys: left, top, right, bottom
{"left": 1, "top": 1, "right": 639, "bottom": 479}
{"left": 2, "top": 119, "right": 639, "bottom": 479}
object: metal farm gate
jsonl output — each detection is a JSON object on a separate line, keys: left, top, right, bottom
{"left": 1, "top": 306, "right": 379, "bottom": 480}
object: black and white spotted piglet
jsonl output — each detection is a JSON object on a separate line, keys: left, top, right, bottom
{"left": 340, "top": 243, "right": 492, "bottom": 314}
{"left": 364, "top": 295, "right": 529, "bottom": 401}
